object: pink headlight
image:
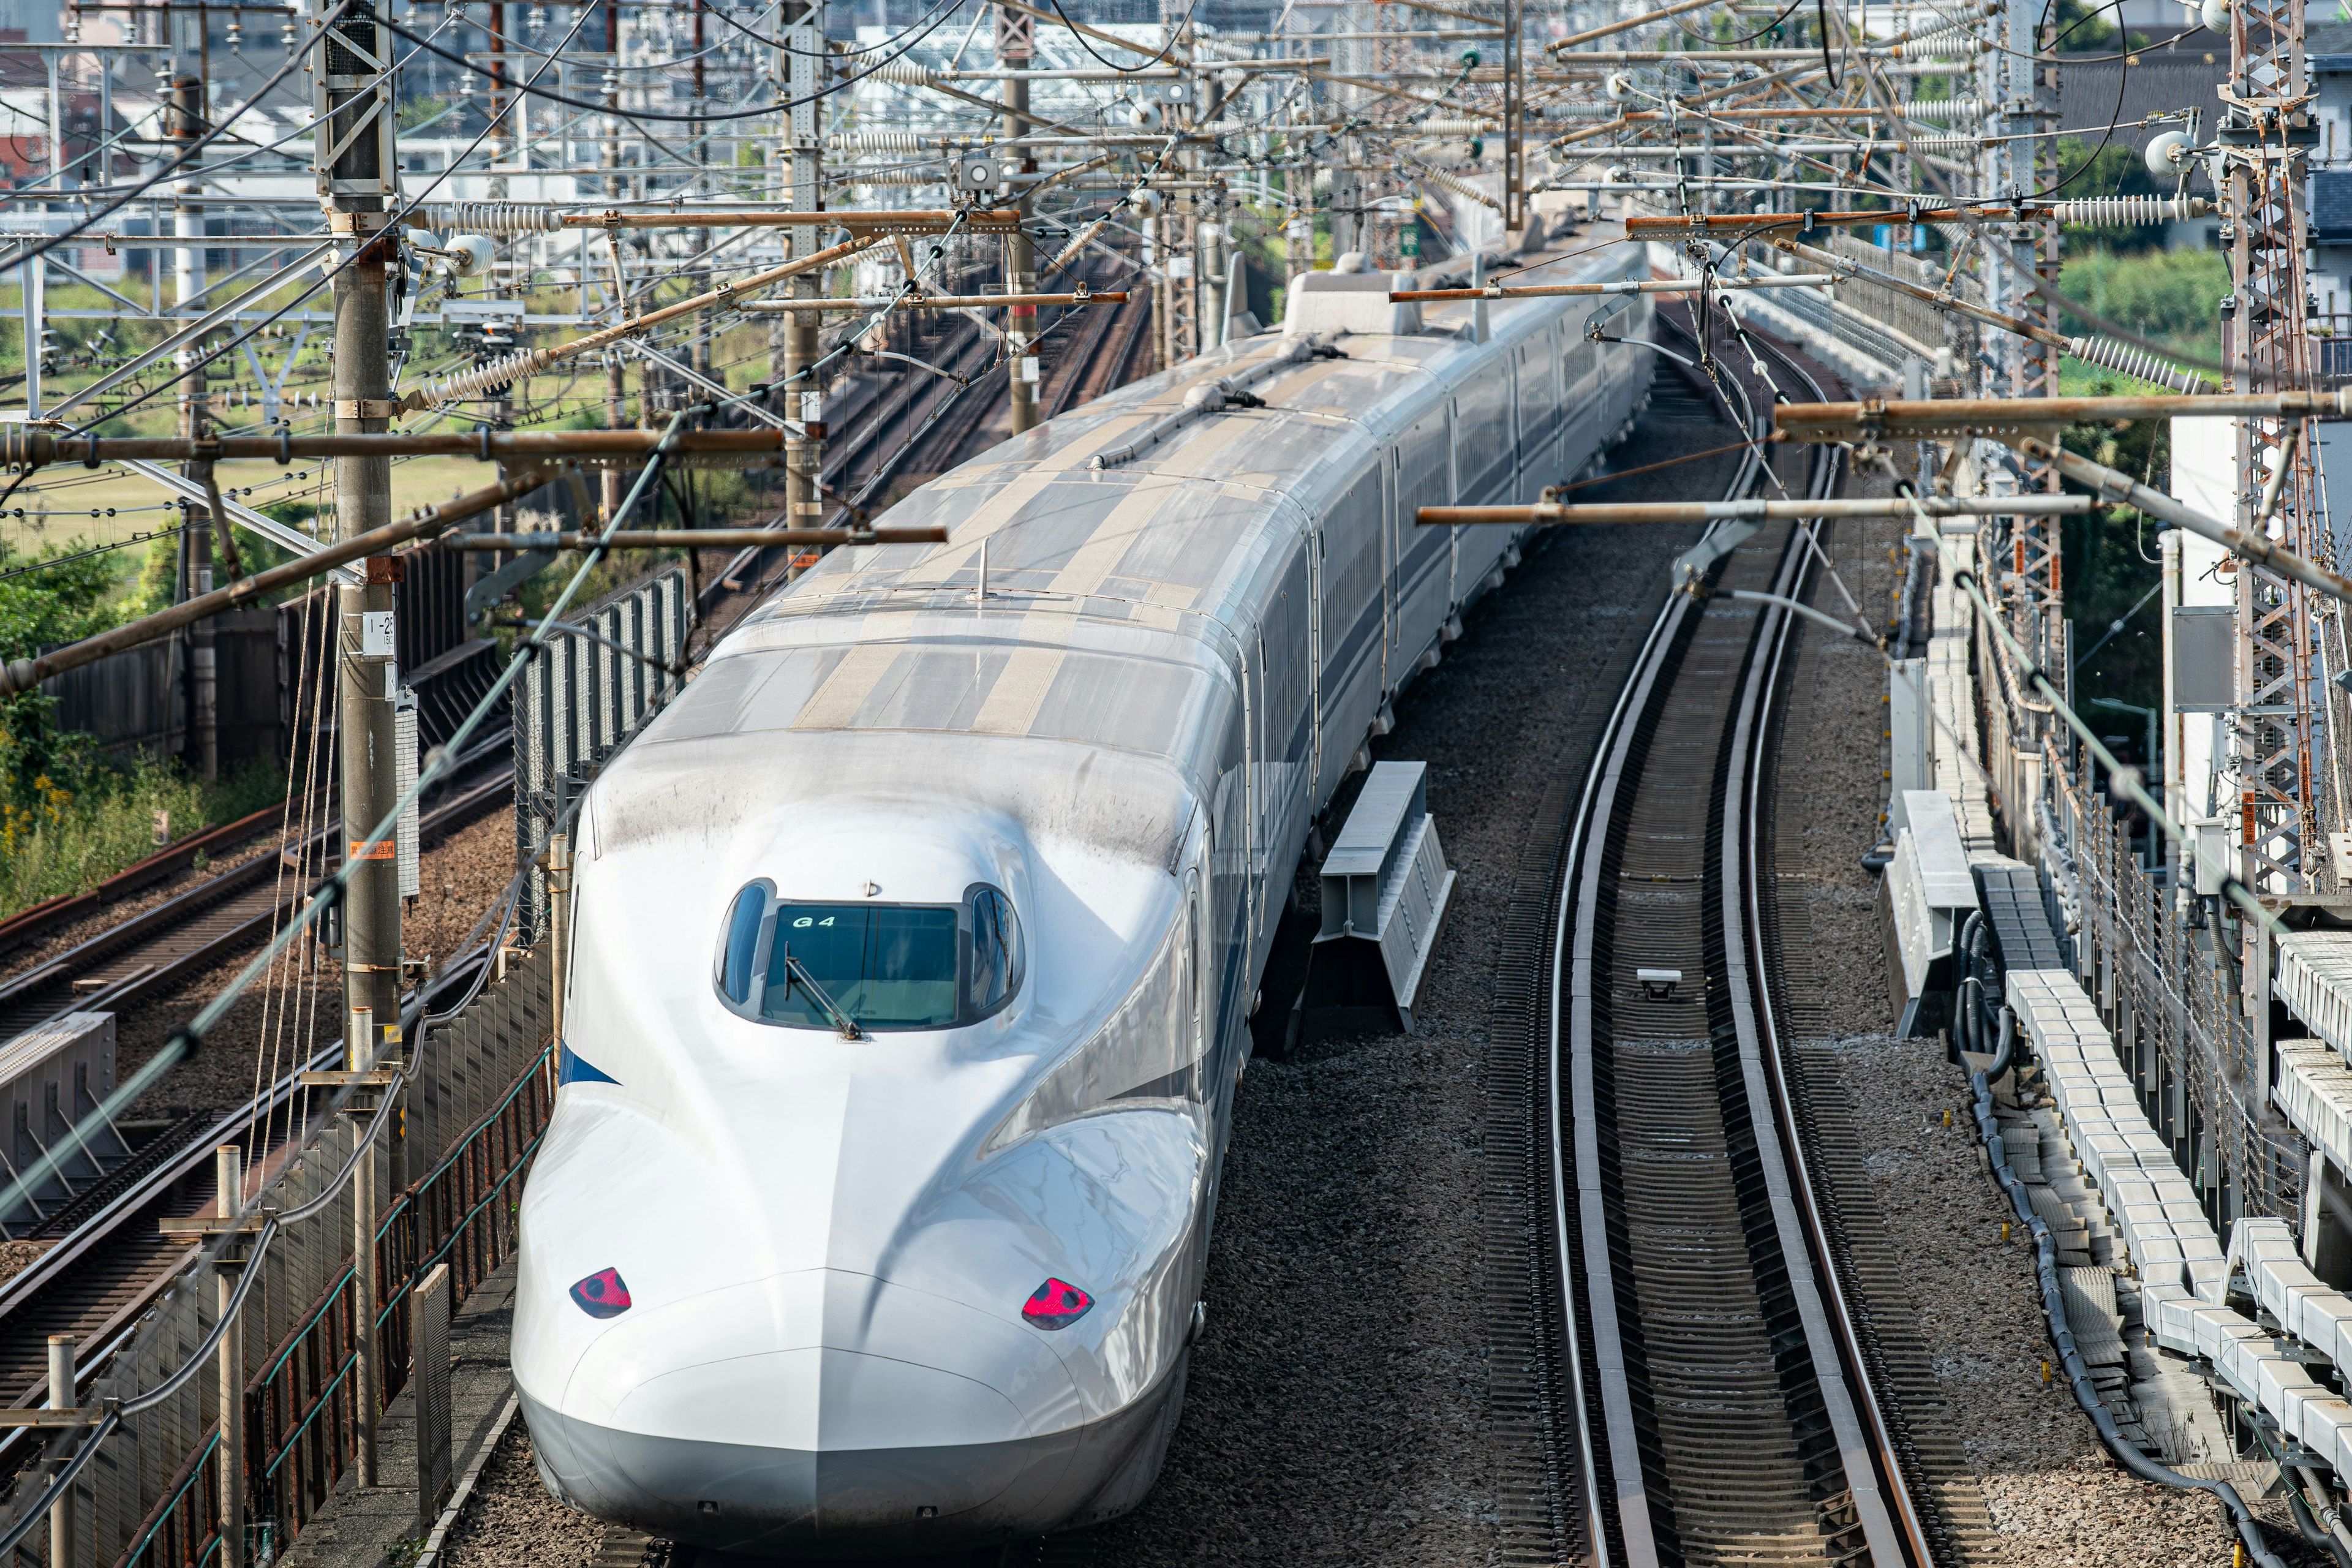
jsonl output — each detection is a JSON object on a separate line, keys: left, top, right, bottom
{"left": 1020, "top": 1277, "right": 1093, "bottom": 1330}
{"left": 570, "top": 1267, "right": 631, "bottom": 1319}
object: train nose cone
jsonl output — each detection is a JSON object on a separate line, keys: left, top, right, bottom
{"left": 520, "top": 1268, "right": 1087, "bottom": 1556}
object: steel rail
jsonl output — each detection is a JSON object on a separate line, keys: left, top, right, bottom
{"left": 1548, "top": 327, "right": 1937, "bottom": 1567}
{"left": 1711, "top": 420, "right": 1928, "bottom": 1567}
{"left": 1547, "top": 353, "right": 1769, "bottom": 1568}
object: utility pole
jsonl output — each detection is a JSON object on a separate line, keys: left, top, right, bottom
{"left": 213, "top": 1145, "right": 246, "bottom": 1568}
{"left": 169, "top": 68, "right": 217, "bottom": 780}
{"left": 692, "top": 0, "right": 712, "bottom": 386}
{"left": 602, "top": 7, "right": 624, "bottom": 521}
{"left": 314, "top": 0, "right": 405, "bottom": 1129}
{"left": 1201, "top": 186, "right": 1226, "bottom": 348}
{"left": 47, "top": 1335, "right": 73, "bottom": 1568}
{"left": 781, "top": 0, "right": 826, "bottom": 529}
{"left": 486, "top": 0, "right": 506, "bottom": 199}
{"left": 1000, "top": 2, "right": 1038, "bottom": 432}
{"left": 1502, "top": 0, "right": 1523, "bottom": 237}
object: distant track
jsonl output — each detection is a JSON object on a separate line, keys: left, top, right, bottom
{"left": 0, "top": 737, "right": 513, "bottom": 1045}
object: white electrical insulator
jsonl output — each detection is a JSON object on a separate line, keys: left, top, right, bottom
{"left": 1129, "top": 186, "right": 1161, "bottom": 216}
{"left": 2144, "top": 130, "right": 2195, "bottom": 181}
{"left": 1131, "top": 101, "right": 1164, "bottom": 131}
{"left": 1605, "top": 165, "right": 1630, "bottom": 184}
{"left": 1605, "top": 72, "right": 1631, "bottom": 100}
{"left": 2065, "top": 335, "right": 2211, "bottom": 394}
{"left": 446, "top": 235, "right": 496, "bottom": 278}
{"left": 2200, "top": 0, "right": 2229, "bottom": 31}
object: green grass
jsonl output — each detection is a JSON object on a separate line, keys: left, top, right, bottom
{"left": 2059, "top": 247, "right": 2228, "bottom": 360}
{"left": 0, "top": 755, "right": 287, "bottom": 922}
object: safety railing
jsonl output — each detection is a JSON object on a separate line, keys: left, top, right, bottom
{"left": 239, "top": 1047, "right": 552, "bottom": 1562}
{"left": 0, "top": 945, "right": 556, "bottom": 1568}
{"left": 514, "top": 566, "right": 695, "bottom": 943}
{"left": 2045, "top": 753, "right": 2302, "bottom": 1228}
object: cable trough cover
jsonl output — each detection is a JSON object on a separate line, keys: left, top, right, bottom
{"left": 1300, "top": 760, "right": 1457, "bottom": 1038}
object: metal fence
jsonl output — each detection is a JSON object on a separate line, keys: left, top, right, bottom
{"left": 2046, "top": 753, "right": 2304, "bottom": 1230}
{"left": 0, "top": 946, "right": 555, "bottom": 1568}
{"left": 37, "top": 612, "right": 283, "bottom": 766}
{"left": 514, "top": 567, "right": 695, "bottom": 942}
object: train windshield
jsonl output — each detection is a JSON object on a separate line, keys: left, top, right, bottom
{"left": 768, "top": 904, "right": 960, "bottom": 1030}
{"left": 715, "top": 886, "right": 1023, "bottom": 1031}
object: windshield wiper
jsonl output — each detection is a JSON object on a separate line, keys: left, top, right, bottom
{"left": 780, "top": 945, "right": 864, "bottom": 1041}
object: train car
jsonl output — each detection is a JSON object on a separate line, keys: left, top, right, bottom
{"left": 510, "top": 230, "right": 1658, "bottom": 1557}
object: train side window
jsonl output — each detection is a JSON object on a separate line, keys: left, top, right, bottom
{"left": 718, "top": 880, "right": 773, "bottom": 1007}
{"left": 967, "top": 885, "right": 1025, "bottom": 1017}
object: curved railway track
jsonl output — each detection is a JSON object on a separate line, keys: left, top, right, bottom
{"left": 1514, "top": 322, "right": 1978, "bottom": 1568}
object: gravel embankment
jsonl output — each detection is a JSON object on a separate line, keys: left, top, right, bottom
{"left": 111, "top": 807, "right": 521, "bottom": 1119}
{"left": 0, "top": 835, "right": 281, "bottom": 986}
{"left": 435, "top": 1422, "right": 605, "bottom": 1568}
{"left": 1777, "top": 492, "right": 2297, "bottom": 1564}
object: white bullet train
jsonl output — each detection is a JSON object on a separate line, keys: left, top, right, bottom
{"left": 511, "top": 230, "right": 1658, "bottom": 1557}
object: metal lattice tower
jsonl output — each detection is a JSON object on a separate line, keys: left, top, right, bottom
{"left": 2223, "top": 0, "right": 2328, "bottom": 900}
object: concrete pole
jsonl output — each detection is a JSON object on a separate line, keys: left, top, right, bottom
{"left": 602, "top": 38, "right": 623, "bottom": 521}
{"left": 214, "top": 1144, "right": 244, "bottom": 1568}
{"left": 548, "top": 835, "right": 570, "bottom": 1047}
{"left": 1201, "top": 200, "right": 1226, "bottom": 350}
{"left": 170, "top": 74, "right": 203, "bottom": 314}
{"left": 47, "top": 1335, "right": 74, "bottom": 1568}
{"left": 486, "top": 0, "right": 507, "bottom": 200}
{"left": 1000, "top": 4, "right": 1037, "bottom": 433}
{"left": 21, "top": 249, "right": 40, "bottom": 418}
{"left": 1144, "top": 213, "right": 1169, "bottom": 373}
{"left": 319, "top": 0, "right": 402, "bottom": 1047}
{"left": 317, "top": 3, "right": 405, "bottom": 1216}
{"left": 782, "top": 1, "right": 826, "bottom": 527}
{"left": 348, "top": 1006, "right": 380, "bottom": 1488}
{"left": 187, "top": 502, "right": 217, "bottom": 780}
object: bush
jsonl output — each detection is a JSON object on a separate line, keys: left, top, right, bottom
{"left": 0, "top": 535, "right": 121, "bottom": 789}
{"left": 2058, "top": 248, "right": 2228, "bottom": 359}
{"left": 0, "top": 755, "right": 285, "bottom": 920}
{"left": 0, "top": 537, "right": 291, "bottom": 919}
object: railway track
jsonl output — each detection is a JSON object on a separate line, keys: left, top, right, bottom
{"left": 1509, "top": 322, "right": 1975, "bottom": 1567}
{"left": 0, "top": 736, "right": 514, "bottom": 1044}
{"left": 1042, "top": 284, "right": 1152, "bottom": 419}
{"left": 0, "top": 935, "right": 495, "bottom": 1480}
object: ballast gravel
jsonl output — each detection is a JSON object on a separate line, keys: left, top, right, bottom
{"left": 0, "top": 835, "right": 281, "bottom": 987}
{"left": 110, "top": 807, "right": 522, "bottom": 1120}
{"left": 434, "top": 1421, "right": 606, "bottom": 1568}
{"left": 1773, "top": 496, "right": 2313, "bottom": 1564}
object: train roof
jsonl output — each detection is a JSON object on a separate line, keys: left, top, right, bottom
{"left": 592, "top": 230, "right": 1646, "bottom": 861}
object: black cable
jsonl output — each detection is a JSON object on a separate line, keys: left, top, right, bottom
{"left": 1046, "top": 0, "right": 1206, "bottom": 74}
{"left": 703, "top": 0, "right": 958, "bottom": 58}
{"left": 2029, "top": 0, "right": 2129, "bottom": 199}
{"left": 0, "top": 524, "right": 184, "bottom": 584}
{"left": 65, "top": 2, "right": 597, "bottom": 436}
{"left": 1670, "top": 0, "right": 1804, "bottom": 49}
